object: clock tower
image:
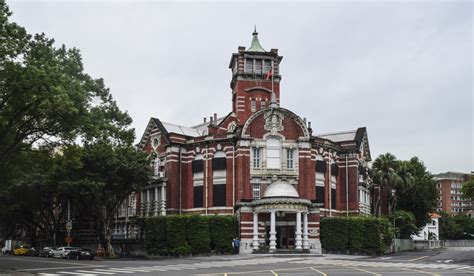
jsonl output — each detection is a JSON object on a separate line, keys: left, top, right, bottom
{"left": 228, "top": 28, "right": 283, "bottom": 124}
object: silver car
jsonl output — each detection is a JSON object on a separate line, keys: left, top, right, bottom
{"left": 53, "top": 247, "right": 78, "bottom": 259}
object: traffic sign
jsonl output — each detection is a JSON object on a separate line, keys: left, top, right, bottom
{"left": 65, "top": 237, "right": 73, "bottom": 244}
{"left": 66, "top": 220, "right": 72, "bottom": 231}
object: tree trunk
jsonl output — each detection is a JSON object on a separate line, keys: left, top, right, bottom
{"left": 101, "top": 217, "right": 115, "bottom": 257}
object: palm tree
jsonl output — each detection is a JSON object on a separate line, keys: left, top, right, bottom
{"left": 392, "top": 161, "right": 415, "bottom": 214}
{"left": 372, "top": 153, "right": 401, "bottom": 216}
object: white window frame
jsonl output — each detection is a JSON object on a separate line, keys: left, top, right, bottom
{"left": 266, "top": 137, "right": 281, "bottom": 169}
{"left": 253, "top": 184, "right": 260, "bottom": 199}
{"left": 252, "top": 147, "right": 261, "bottom": 168}
{"left": 287, "top": 149, "right": 294, "bottom": 170}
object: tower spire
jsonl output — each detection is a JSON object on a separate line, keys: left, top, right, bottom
{"left": 248, "top": 27, "right": 266, "bottom": 52}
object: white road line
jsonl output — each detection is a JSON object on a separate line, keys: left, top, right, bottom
{"left": 75, "top": 270, "right": 115, "bottom": 275}
{"left": 94, "top": 268, "right": 134, "bottom": 274}
{"left": 60, "top": 272, "right": 97, "bottom": 276}
{"left": 20, "top": 265, "right": 105, "bottom": 272}
{"left": 38, "top": 274, "right": 61, "bottom": 276}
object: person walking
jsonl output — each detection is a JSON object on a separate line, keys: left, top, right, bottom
{"left": 232, "top": 237, "right": 240, "bottom": 255}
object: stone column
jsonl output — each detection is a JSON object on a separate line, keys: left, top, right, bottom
{"left": 269, "top": 211, "right": 277, "bottom": 252}
{"left": 295, "top": 211, "right": 302, "bottom": 250}
{"left": 154, "top": 187, "right": 159, "bottom": 216}
{"left": 146, "top": 189, "right": 150, "bottom": 216}
{"left": 161, "top": 186, "right": 166, "bottom": 216}
{"left": 252, "top": 212, "right": 259, "bottom": 251}
{"left": 303, "top": 212, "right": 309, "bottom": 250}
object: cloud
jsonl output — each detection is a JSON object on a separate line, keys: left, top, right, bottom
{"left": 8, "top": 1, "right": 472, "bottom": 173}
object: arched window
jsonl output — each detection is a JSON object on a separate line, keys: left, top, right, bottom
{"left": 266, "top": 137, "right": 281, "bottom": 169}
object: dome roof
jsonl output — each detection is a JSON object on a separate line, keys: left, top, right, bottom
{"left": 263, "top": 181, "right": 299, "bottom": 198}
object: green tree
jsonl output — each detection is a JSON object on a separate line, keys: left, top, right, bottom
{"left": 0, "top": 2, "right": 133, "bottom": 188}
{"left": 69, "top": 141, "right": 151, "bottom": 257}
{"left": 461, "top": 176, "right": 474, "bottom": 199}
{"left": 390, "top": 210, "right": 419, "bottom": 239}
{"left": 396, "top": 157, "right": 437, "bottom": 227}
{"left": 372, "top": 153, "right": 401, "bottom": 216}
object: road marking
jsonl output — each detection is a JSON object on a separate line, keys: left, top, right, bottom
{"left": 95, "top": 268, "right": 134, "bottom": 274}
{"left": 343, "top": 265, "right": 381, "bottom": 276}
{"left": 20, "top": 265, "right": 105, "bottom": 272}
{"left": 93, "top": 269, "right": 134, "bottom": 274}
{"left": 75, "top": 270, "right": 115, "bottom": 275}
{"left": 401, "top": 268, "right": 440, "bottom": 276}
{"left": 408, "top": 256, "right": 430, "bottom": 262}
{"left": 38, "top": 274, "right": 61, "bottom": 276}
{"left": 270, "top": 270, "right": 278, "bottom": 276}
{"left": 60, "top": 272, "right": 97, "bottom": 276}
{"left": 310, "top": 267, "right": 327, "bottom": 276}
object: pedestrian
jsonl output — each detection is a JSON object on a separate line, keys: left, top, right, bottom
{"left": 232, "top": 236, "right": 240, "bottom": 255}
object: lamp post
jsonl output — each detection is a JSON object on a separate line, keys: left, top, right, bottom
{"left": 392, "top": 216, "right": 402, "bottom": 253}
{"left": 125, "top": 205, "right": 131, "bottom": 239}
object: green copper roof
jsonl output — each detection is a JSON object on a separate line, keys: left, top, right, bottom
{"left": 248, "top": 27, "right": 266, "bottom": 52}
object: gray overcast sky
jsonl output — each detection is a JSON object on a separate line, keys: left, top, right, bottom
{"left": 8, "top": 0, "right": 473, "bottom": 174}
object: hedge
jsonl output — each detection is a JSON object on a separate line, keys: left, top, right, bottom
{"left": 208, "top": 216, "right": 238, "bottom": 253}
{"left": 320, "top": 217, "right": 392, "bottom": 254}
{"left": 144, "top": 215, "right": 237, "bottom": 256}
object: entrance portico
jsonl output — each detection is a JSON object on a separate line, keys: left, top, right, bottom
{"left": 237, "top": 181, "right": 322, "bottom": 254}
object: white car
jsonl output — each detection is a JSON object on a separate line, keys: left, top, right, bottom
{"left": 53, "top": 247, "right": 78, "bottom": 259}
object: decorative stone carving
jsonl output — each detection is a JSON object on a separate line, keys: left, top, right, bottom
{"left": 264, "top": 110, "right": 284, "bottom": 135}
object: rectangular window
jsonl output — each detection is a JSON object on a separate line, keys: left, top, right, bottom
{"left": 245, "top": 58, "right": 253, "bottom": 73}
{"left": 263, "top": 59, "right": 272, "bottom": 74}
{"left": 316, "top": 160, "right": 326, "bottom": 173}
{"left": 252, "top": 147, "right": 260, "bottom": 168}
{"left": 315, "top": 186, "right": 324, "bottom": 203}
{"left": 266, "top": 138, "right": 281, "bottom": 169}
{"left": 287, "top": 149, "right": 294, "bottom": 169}
{"left": 315, "top": 172, "right": 325, "bottom": 187}
{"left": 255, "top": 59, "right": 262, "bottom": 74}
{"left": 253, "top": 184, "right": 260, "bottom": 199}
{"left": 261, "top": 101, "right": 266, "bottom": 109}
{"left": 251, "top": 100, "right": 256, "bottom": 113}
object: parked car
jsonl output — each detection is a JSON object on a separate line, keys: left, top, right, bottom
{"left": 26, "top": 247, "right": 39, "bottom": 256}
{"left": 53, "top": 247, "right": 79, "bottom": 259}
{"left": 38, "top": 247, "right": 56, "bottom": 258}
{"left": 77, "top": 248, "right": 94, "bottom": 260}
{"left": 13, "top": 246, "right": 29, "bottom": 256}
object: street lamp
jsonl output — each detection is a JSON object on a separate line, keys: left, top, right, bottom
{"left": 392, "top": 216, "right": 402, "bottom": 253}
{"left": 125, "top": 205, "right": 131, "bottom": 239}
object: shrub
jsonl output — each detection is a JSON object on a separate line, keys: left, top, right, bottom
{"left": 187, "top": 215, "right": 211, "bottom": 254}
{"left": 321, "top": 216, "right": 391, "bottom": 255}
{"left": 144, "top": 214, "right": 237, "bottom": 256}
{"left": 208, "top": 215, "right": 238, "bottom": 253}
{"left": 167, "top": 215, "right": 189, "bottom": 250}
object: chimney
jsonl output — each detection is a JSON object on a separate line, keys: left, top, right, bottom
{"left": 204, "top": 117, "right": 207, "bottom": 123}
{"left": 308, "top": 121, "right": 312, "bottom": 129}
{"left": 210, "top": 116, "right": 213, "bottom": 125}
{"left": 303, "top": 117, "right": 307, "bottom": 125}
{"left": 213, "top": 113, "right": 217, "bottom": 125}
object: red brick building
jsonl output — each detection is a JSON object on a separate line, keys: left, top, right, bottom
{"left": 117, "top": 30, "right": 372, "bottom": 253}
{"left": 434, "top": 172, "right": 473, "bottom": 217}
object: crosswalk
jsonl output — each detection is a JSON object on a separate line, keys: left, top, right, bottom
{"left": 37, "top": 257, "right": 302, "bottom": 276}
{"left": 291, "top": 258, "right": 474, "bottom": 272}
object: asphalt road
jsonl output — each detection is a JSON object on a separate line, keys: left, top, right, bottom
{"left": 0, "top": 247, "right": 473, "bottom": 276}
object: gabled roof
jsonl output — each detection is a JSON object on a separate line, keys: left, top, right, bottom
{"left": 316, "top": 127, "right": 371, "bottom": 160}
{"left": 161, "top": 121, "right": 202, "bottom": 137}
{"left": 317, "top": 130, "right": 357, "bottom": 142}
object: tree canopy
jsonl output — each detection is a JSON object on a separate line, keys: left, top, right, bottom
{"left": 0, "top": 3, "right": 151, "bottom": 256}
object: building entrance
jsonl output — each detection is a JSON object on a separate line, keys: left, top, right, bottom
{"left": 276, "top": 225, "right": 295, "bottom": 249}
